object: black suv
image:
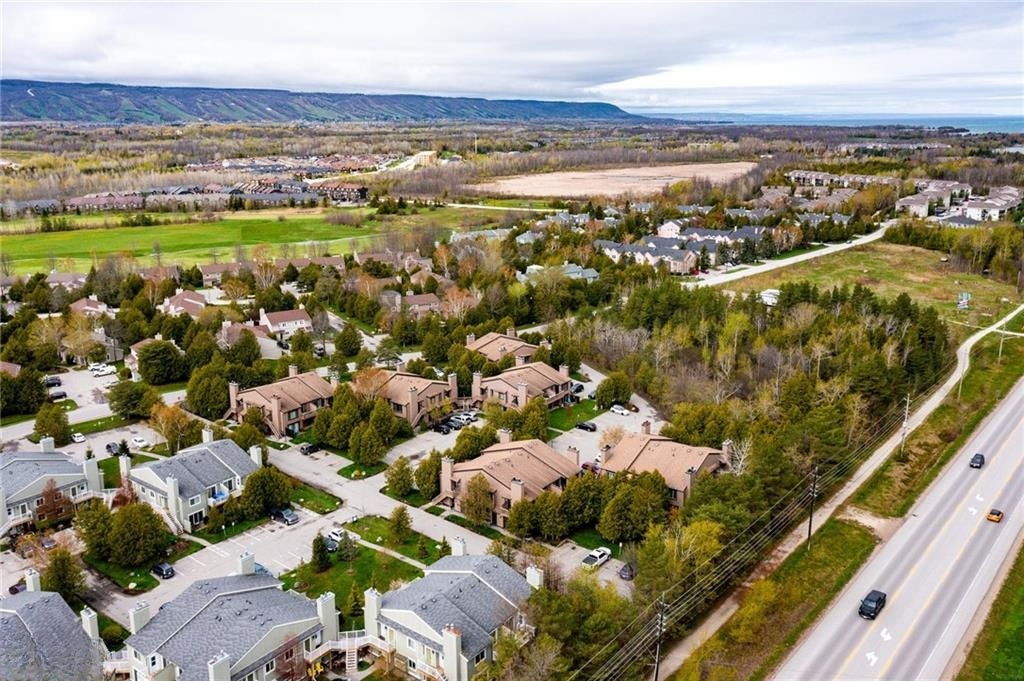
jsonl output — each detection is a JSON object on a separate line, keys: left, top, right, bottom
{"left": 858, "top": 590, "right": 887, "bottom": 619}
{"left": 575, "top": 421, "right": 597, "bottom": 432}
{"left": 299, "top": 443, "right": 321, "bottom": 455}
{"left": 152, "top": 562, "right": 176, "bottom": 579}
{"left": 44, "top": 376, "right": 62, "bottom": 388}
{"left": 970, "top": 453, "right": 985, "bottom": 469}
{"left": 48, "top": 391, "right": 68, "bottom": 401}
{"left": 432, "top": 422, "right": 451, "bottom": 435}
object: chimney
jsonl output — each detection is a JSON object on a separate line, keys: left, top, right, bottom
{"left": 128, "top": 601, "right": 151, "bottom": 634}
{"left": 641, "top": 420, "right": 651, "bottom": 435}
{"left": 237, "top": 551, "right": 255, "bottom": 575}
{"left": 39, "top": 437, "right": 55, "bottom": 453}
{"left": 317, "top": 591, "right": 339, "bottom": 642}
{"left": 364, "top": 588, "right": 381, "bottom": 639}
{"left": 442, "top": 625, "right": 462, "bottom": 681}
{"left": 466, "top": 332, "right": 476, "bottom": 345}
{"left": 566, "top": 445, "right": 581, "bottom": 467}
{"left": 721, "top": 439, "right": 733, "bottom": 461}
{"left": 506, "top": 326, "right": 516, "bottom": 338}
{"left": 510, "top": 478, "right": 525, "bottom": 504}
{"left": 451, "top": 536, "right": 467, "bottom": 557}
{"left": 249, "top": 445, "right": 263, "bottom": 467}
{"left": 441, "top": 457, "right": 455, "bottom": 499}
{"left": 525, "top": 564, "right": 544, "bottom": 590}
{"left": 288, "top": 364, "right": 298, "bottom": 378}
{"left": 471, "top": 371, "right": 482, "bottom": 403}
{"left": 447, "top": 372, "right": 459, "bottom": 400}
{"left": 559, "top": 364, "right": 569, "bottom": 379}
{"left": 516, "top": 381, "right": 528, "bottom": 408}
{"left": 396, "top": 361, "right": 406, "bottom": 373}
{"left": 541, "top": 339, "right": 551, "bottom": 350}
{"left": 228, "top": 382, "right": 239, "bottom": 413}
{"left": 515, "top": 354, "right": 526, "bottom": 367}
{"left": 155, "top": 333, "right": 163, "bottom": 341}
{"left": 202, "top": 426, "right": 214, "bottom": 444}
{"left": 498, "top": 428, "right": 512, "bottom": 444}
{"left": 222, "top": 319, "right": 231, "bottom": 330}
{"left": 81, "top": 607, "right": 100, "bottom": 642}
{"left": 83, "top": 457, "right": 101, "bottom": 492}
{"left": 25, "top": 568, "right": 41, "bottom": 592}
{"left": 118, "top": 454, "right": 131, "bottom": 486}
{"left": 271, "top": 394, "right": 282, "bottom": 433}
{"left": 207, "top": 651, "right": 231, "bottom": 681}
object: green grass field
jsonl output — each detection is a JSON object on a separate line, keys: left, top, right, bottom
{"left": 97, "top": 453, "right": 156, "bottom": 488}
{"left": 730, "top": 243, "right": 1022, "bottom": 340}
{"left": 289, "top": 477, "right": 342, "bottom": 514}
{"left": 344, "top": 515, "right": 443, "bottom": 565}
{"left": 549, "top": 399, "right": 605, "bottom": 431}
{"left": 0, "top": 205, "right": 504, "bottom": 274}
{"left": 957, "top": 542, "right": 1024, "bottom": 681}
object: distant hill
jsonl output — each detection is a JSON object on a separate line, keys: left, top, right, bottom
{"left": 0, "top": 79, "right": 639, "bottom": 124}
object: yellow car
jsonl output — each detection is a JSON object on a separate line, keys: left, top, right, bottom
{"left": 987, "top": 509, "right": 1004, "bottom": 523}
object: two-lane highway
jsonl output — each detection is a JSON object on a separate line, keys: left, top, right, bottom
{"left": 774, "top": 377, "right": 1024, "bottom": 681}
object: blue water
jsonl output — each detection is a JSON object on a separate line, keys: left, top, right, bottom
{"left": 632, "top": 112, "right": 1024, "bottom": 134}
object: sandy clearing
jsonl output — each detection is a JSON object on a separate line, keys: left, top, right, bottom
{"left": 470, "top": 161, "right": 757, "bottom": 198}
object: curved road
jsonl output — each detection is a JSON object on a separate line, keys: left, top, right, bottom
{"left": 774, "top": 377, "right": 1024, "bottom": 681}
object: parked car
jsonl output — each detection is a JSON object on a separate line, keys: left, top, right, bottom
{"left": 582, "top": 547, "right": 612, "bottom": 569}
{"left": 625, "top": 402, "right": 639, "bottom": 412}
{"left": 299, "top": 443, "right": 321, "bottom": 455}
{"left": 270, "top": 508, "right": 300, "bottom": 526}
{"left": 443, "top": 418, "right": 463, "bottom": 430}
{"left": 618, "top": 563, "right": 635, "bottom": 581}
{"left": 152, "top": 562, "right": 176, "bottom": 579}
{"left": 581, "top": 461, "right": 600, "bottom": 473}
{"left": 8, "top": 580, "right": 27, "bottom": 595}
{"left": 43, "top": 376, "right": 62, "bottom": 388}
{"left": 91, "top": 365, "right": 116, "bottom": 377}
{"left": 987, "top": 509, "right": 1004, "bottom": 523}
{"left": 105, "top": 442, "right": 119, "bottom": 455}
{"left": 131, "top": 436, "right": 149, "bottom": 449}
{"left": 327, "top": 528, "right": 349, "bottom": 544}
{"left": 449, "top": 413, "right": 473, "bottom": 426}
{"left": 323, "top": 536, "right": 339, "bottom": 552}
{"left": 71, "top": 433, "right": 86, "bottom": 444}
{"left": 858, "top": 590, "right": 887, "bottom": 619}
{"left": 610, "top": 404, "right": 630, "bottom": 416}
{"left": 87, "top": 363, "right": 106, "bottom": 372}
{"left": 313, "top": 346, "right": 326, "bottom": 358}
{"left": 48, "top": 391, "right": 67, "bottom": 401}
{"left": 277, "top": 339, "right": 290, "bottom": 350}
{"left": 40, "top": 537, "right": 57, "bottom": 551}
{"left": 431, "top": 422, "right": 451, "bottom": 435}
{"left": 572, "top": 382, "right": 585, "bottom": 394}
{"left": 575, "top": 421, "right": 597, "bottom": 432}
{"left": 970, "top": 453, "right": 985, "bottom": 469}
{"left": 587, "top": 390, "right": 597, "bottom": 400}
{"left": 253, "top": 562, "right": 274, "bottom": 577}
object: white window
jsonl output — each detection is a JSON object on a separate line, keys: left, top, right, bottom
{"left": 149, "top": 654, "right": 159, "bottom": 668}
{"left": 35, "top": 497, "right": 44, "bottom": 507}
{"left": 189, "top": 495, "right": 200, "bottom": 506}
{"left": 474, "top": 649, "right": 487, "bottom": 664}
{"left": 407, "top": 637, "right": 415, "bottom": 651}
{"left": 264, "top": 660, "right": 275, "bottom": 673}
{"left": 408, "top": 659, "right": 418, "bottom": 670}
{"left": 242, "top": 673, "right": 257, "bottom": 681}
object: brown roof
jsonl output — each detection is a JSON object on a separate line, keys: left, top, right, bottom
{"left": 480, "top": 362, "right": 567, "bottom": 398}
{"left": 163, "top": 290, "right": 206, "bottom": 317}
{"left": 371, "top": 370, "right": 451, "bottom": 406}
{"left": 467, "top": 332, "right": 538, "bottom": 362}
{"left": 602, "top": 433, "right": 723, "bottom": 493}
{"left": 0, "top": 361, "right": 21, "bottom": 377}
{"left": 452, "top": 439, "right": 578, "bottom": 498}
{"left": 236, "top": 371, "right": 334, "bottom": 412}
{"left": 69, "top": 297, "right": 108, "bottom": 315}
{"left": 402, "top": 293, "right": 440, "bottom": 307}
{"left": 263, "top": 308, "right": 312, "bottom": 325}
{"left": 221, "top": 323, "right": 270, "bottom": 345}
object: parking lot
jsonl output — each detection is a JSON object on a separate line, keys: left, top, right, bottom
{"left": 549, "top": 541, "right": 632, "bottom": 597}
{"left": 44, "top": 366, "right": 118, "bottom": 409}
{"left": 59, "top": 423, "right": 164, "bottom": 463}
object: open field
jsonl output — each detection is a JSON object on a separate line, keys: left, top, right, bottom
{"left": 728, "top": 242, "right": 1022, "bottom": 339}
{"left": 957, "top": 542, "right": 1024, "bottom": 681}
{"left": 470, "top": 161, "right": 757, "bottom": 197}
{"left": 0, "top": 205, "right": 503, "bottom": 274}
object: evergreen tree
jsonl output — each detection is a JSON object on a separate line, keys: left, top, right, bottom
{"left": 385, "top": 456, "right": 414, "bottom": 498}
{"left": 42, "top": 548, "right": 86, "bottom": 603}
{"left": 311, "top": 534, "right": 331, "bottom": 572}
{"left": 388, "top": 505, "right": 411, "bottom": 544}
{"left": 462, "top": 473, "right": 494, "bottom": 526}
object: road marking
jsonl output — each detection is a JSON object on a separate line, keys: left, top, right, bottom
{"left": 273, "top": 559, "right": 289, "bottom": 570}
{"left": 189, "top": 555, "right": 206, "bottom": 567}
{"left": 880, "top": 628, "right": 891, "bottom": 642}
{"left": 968, "top": 507, "right": 978, "bottom": 515}
{"left": 975, "top": 494, "right": 984, "bottom": 502}
{"left": 866, "top": 652, "right": 878, "bottom": 667}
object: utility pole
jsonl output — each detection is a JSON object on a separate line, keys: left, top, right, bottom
{"left": 653, "top": 594, "right": 667, "bottom": 681}
{"left": 807, "top": 464, "right": 820, "bottom": 552}
{"left": 899, "top": 393, "right": 912, "bottom": 457}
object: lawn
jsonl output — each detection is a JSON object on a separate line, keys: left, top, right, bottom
{"left": 957, "top": 542, "right": 1024, "bottom": 681}
{"left": 154, "top": 380, "right": 188, "bottom": 394}
{"left": 673, "top": 519, "right": 878, "bottom": 681}
{"left": 853, "top": 311, "right": 1024, "bottom": 517}
{"left": 290, "top": 478, "right": 343, "bottom": 514}
{"left": 425, "top": 505, "right": 446, "bottom": 516}
{"left": 191, "top": 516, "right": 266, "bottom": 544}
{"left": 729, "top": 242, "right": 1021, "bottom": 341}
{"left": 380, "top": 485, "right": 431, "bottom": 508}
{"left": 84, "top": 535, "right": 201, "bottom": 593}
{"left": 344, "top": 515, "right": 443, "bottom": 565}
{"left": 27, "top": 414, "right": 138, "bottom": 443}
{"left": 548, "top": 399, "right": 605, "bottom": 431}
{"left": 97, "top": 453, "right": 156, "bottom": 488}
{"left": 443, "top": 513, "right": 505, "bottom": 541}
{"left": 0, "top": 205, "right": 504, "bottom": 274}
{"left": 571, "top": 527, "right": 620, "bottom": 558}
{"left": 765, "top": 243, "right": 828, "bottom": 260}
{"left": 338, "top": 461, "right": 388, "bottom": 479}
{"left": 280, "top": 544, "right": 422, "bottom": 630}
{"left": 0, "top": 399, "right": 77, "bottom": 427}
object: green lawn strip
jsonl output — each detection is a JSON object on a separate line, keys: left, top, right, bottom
{"left": 331, "top": 309, "right": 376, "bottom": 334}
{"left": 281, "top": 545, "right": 423, "bottom": 631}
{"left": 957, "top": 541, "right": 1024, "bottom": 681}
{"left": 97, "top": 454, "right": 156, "bottom": 488}
{"left": 765, "top": 243, "right": 828, "bottom": 260}
{"left": 84, "top": 553, "right": 158, "bottom": 592}
{"left": 570, "top": 527, "right": 621, "bottom": 558}
{"left": 548, "top": 399, "right": 605, "bottom": 431}
{"left": 289, "top": 477, "right": 343, "bottom": 515}
{"left": 425, "top": 505, "right": 446, "bottom": 516}
{"left": 344, "top": 515, "right": 442, "bottom": 565}
{"left": 853, "top": 311, "right": 1024, "bottom": 517}
{"left": 265, "top": 439, "right": 290, "bottom": 451}
{"left": 153, "top": 381, "right": 188, "bottom": 394}
{"left": 28, "top": 414, "right": 140, "bottom": 443}
{"left": 338, "top": 461, "right": 387, "bottom": 479}
{"left": 191, "top": 516, "right": 266, "bottom": 544}
{"left": 379, "top": 486, "right": 431, "bottom": 508}
{"left": 443, "top": 513, "right": 505, "bottom": 541}
{"left": 1, "top": 399, "right": 78, "bottom": 427}
{"left": 672, "top": 518, "right": 878, "bottom": 681}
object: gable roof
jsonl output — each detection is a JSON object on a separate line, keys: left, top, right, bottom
{"left": 480, "top": 362, "right": 568, "bottom": 397}
{"left": 602, "top": 433, "right": 722, "bottom": 492}
{"left": 234, "top": 371, "right": 335, "bottom": 414}
{"left": 263, "top": 308, "right": 311, "bottom": 326}
{"left": 452, "top": 439, "right": 578, "bottom": 497}
{"left": 0, "top": 591, "right": 104, "bottom": 681}
{"left": 0, "top": 451, "right": 84, "bottom": 500}
{"left": 130, "top": 439, "right": 258, "bottom": 500}
{"left": 380, "top": 555, "right": 532, "bottom": 659}
{"left": 466, "top": 332, "right": 538, "bottom": 362}
{"left": 372, "top": 370, "right": 451, "bottom": 406}
{"left": 126, "top": 575, "right": 318, "bottom": 681}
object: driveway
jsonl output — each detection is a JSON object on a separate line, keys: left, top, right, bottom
{"left": 61, "top": 423, "right": 163, "bottom": 463}
{"left": 549, "top": 541, "right": 632, "bottom": 597}
{"left": 384, "top": 418, "right": 486, "bottom": 465}
{"left": 47, "top": 367, "right": 117, "bottom": 409}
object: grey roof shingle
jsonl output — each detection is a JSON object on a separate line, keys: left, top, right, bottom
{"left": 0, "top": 591, "right": 104, "bottom": 681}
{"left": 380, "top": 555, "right": 531, "bottom": 658}
{"left": 0, "top": 451, "right": 83, "bottom": 501}
{"left": 131, "top": 440, "right": 258, "bottom": 499}
{"left": 126, "top": 575, "right": 318, "bottom": 681}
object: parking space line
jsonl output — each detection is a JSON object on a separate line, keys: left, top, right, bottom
{"left": 189, "top": 555, "right": 206, "bottom": 567}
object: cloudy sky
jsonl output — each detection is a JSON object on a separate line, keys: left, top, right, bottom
{"left": 2, "top": 1, "right": 1022, "bottom": 115}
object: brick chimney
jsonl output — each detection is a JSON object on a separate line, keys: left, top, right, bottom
{"left": 447, "top": 372, "right": 459, "bottom": 400}
{"left": 498, "top": 428, "right": 512, "bottom": 444}
{"left": 506, "top": 326, "right": 516, "bottom": 338}
{"left": 441, "top": 457, "right": 455, "bottom": 499}
{"left": 228, "top": 382, "right": 239, "bottom": 413}
{"left": 471, "top": 371, "right": 482, "bottom": 404}
{"left": 559, "top": 364, "right": 569, "bottom": 379}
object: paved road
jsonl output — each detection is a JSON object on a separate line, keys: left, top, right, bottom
{"left": 774, "top": 377, "right": 1024, "bottom": 681}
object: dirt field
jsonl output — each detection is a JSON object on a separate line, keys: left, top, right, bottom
{"left": 470, "top": 161, "right": 757, "bottom": 198}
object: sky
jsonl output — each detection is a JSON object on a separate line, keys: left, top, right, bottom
{"left": 2, "top": 1, "right": 1022, "bottom": 115}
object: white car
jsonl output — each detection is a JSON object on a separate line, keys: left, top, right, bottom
{"left": 87, "top": 363, "right": 105, "bottom": 371}
{"left": 131, "top": 436, "right": 149, "bottom": 449}
{"left": 610, "top": 404, "right": 630, "bottom": 416}
{"left": 327, "top": 528, "right": 349, "bottom": 544}
{"left": 71, "top": 433, "right": 86, "bottom": 443}
{"left": 582, "top": 547, "right": 612, "bottom": 569}
{"left": 92, "top": 365, "right": 116, "bottom": 377}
